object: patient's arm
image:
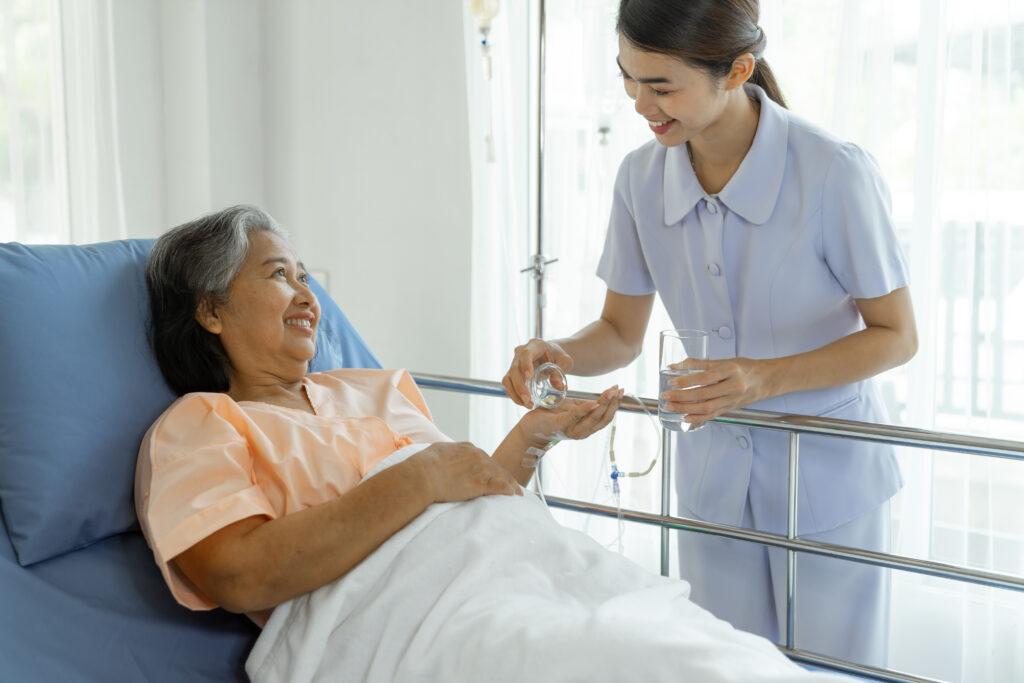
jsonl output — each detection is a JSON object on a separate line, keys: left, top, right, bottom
{"left": 174, "top": 442, "right": 519, "bottom": 614}
{"left": 492, "top": 387, "right": 622, "bottom": 487}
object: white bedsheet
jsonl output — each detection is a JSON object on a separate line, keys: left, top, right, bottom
{"left": 247, "top": 444, "right": 840, "bottom": 682}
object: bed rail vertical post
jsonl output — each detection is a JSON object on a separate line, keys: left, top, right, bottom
{"left": 660, "top": 429, "right": 672, "bottom": 577}
{"left": 786, "top": 432, "right": 800, "bottom": 650}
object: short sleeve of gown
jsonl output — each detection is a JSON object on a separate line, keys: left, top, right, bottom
{"left": 135, "top": 394, "right": 277, "bottom": 610}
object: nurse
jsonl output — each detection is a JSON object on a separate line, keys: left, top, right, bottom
{"left": 502, "top": 0, "right": 917, "bottom": 668}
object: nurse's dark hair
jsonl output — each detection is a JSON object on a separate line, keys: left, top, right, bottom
{"left": 617, "top": 0, "right": 787, "bottom": 109}
{"left": 146, "top": 204, "right": 289, "bottom": 396}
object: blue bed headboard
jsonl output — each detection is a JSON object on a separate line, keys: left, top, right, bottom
{"left": 0, "top": 237, "right": 382, "bottom": 680}
{"left": 0, "top": 238, "right": 378, "bottom": 567}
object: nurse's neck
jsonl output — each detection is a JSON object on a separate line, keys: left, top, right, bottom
{"left": 687, "top": 88, "right": 761, "bottom": 196}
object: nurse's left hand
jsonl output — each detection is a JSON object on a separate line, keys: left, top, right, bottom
{"left": 660, "top": 358, "right": 772, "bottom": 428}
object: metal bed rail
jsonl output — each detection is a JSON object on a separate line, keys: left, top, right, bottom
{"left": 412, "top": 372, "right": 1024, "bottom": 683}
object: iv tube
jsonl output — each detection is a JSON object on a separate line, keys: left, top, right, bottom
{"left": 468, "top": 0, "right": 499, "bottom": 161}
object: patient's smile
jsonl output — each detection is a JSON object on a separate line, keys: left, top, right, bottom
{"left": 285, "top": 316, "right": 315, "bottom": 334}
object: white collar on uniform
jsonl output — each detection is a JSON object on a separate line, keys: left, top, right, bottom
{"left": 663, "top": 84, "right": 789, "bottom": 227}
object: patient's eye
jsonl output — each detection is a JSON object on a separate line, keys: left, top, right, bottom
{"left": 298, "top": 272, "right": 309, "bottom": 284}
{"left": 274, "top": 267, "right": 287, "bottom": 278}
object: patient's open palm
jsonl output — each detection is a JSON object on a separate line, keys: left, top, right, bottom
{"left": 521, "top": 387, "right": 622, "bottom": 441}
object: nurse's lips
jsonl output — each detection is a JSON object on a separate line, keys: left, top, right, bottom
{"left": 647, "top": 118, "right": 676, "bottom": 135}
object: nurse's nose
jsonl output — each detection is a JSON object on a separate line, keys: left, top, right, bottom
{"left": 633, "top": 86, "right": 659, "bottom": 118}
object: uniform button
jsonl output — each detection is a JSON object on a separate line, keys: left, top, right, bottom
{"left": 707, "top": 263, "right": 722, "bottom": 276}
{"left": 737, "top": 436, "right": 750, "bottom": 449}
{"left": 706, "top": 200, "right": 718, "bottom": 214}
{"left": 717, "top": 325, "right": 733, "bottom": 340}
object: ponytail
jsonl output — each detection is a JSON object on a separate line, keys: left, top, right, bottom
{"left": 750, "top": 59, "right": 787, "bottom": 109}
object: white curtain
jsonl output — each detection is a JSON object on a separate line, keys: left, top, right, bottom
{"left": 0, "top": 0, "right": 267, "bottom": 246}
{"left": 466, "top": 0, "right": 1024, "bottom": 680}
{"left": 462, "top": 0, "right": 533, "bottom": 454}
{"left": 60, "top": 0, "right": 127, "bottom": 243}
{"left": 761, "top": 2, "right": 1024, "bottom": 680}
{"left": 0, "top": 0, "right": 70, "bottom": 243}
{"left": 0, "top": 0, "right": 130, "bottom": 245}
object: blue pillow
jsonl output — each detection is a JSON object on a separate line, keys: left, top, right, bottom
{"left": 0, "top": 239, "right": 378, "bottom": 566}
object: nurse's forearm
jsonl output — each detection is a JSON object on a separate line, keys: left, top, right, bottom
{"left": 553, "top": 319, "right": 639, "bottom": 376}
{"left": 762, "top": 325, "right": 917, "bottom": 398}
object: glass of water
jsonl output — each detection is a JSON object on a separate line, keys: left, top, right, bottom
{"left": 529, "top": 362, "right": 568, "bottom": 410}
{"left": 659, "top": 329, "right": 709, "bottom": 431}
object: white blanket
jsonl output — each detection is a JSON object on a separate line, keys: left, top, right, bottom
{"left": 247, "top": 444, "right": 840, "bottom": 682}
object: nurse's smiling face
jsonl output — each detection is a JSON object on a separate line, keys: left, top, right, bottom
{"left": 197, "top": 230, "right": 321, "bottom": 383}
{"left": 617, "top": 36, "right": 733, "bottom": 148}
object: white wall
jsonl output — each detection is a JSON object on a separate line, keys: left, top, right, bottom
{"left": 111, "top": 0, "right": 267, "bottom": 233}
{"left": 261, "top": 0, "right": 473, "bottom": 439}
{"left": 107, "top": 0, "right": 473, "bottom": 438}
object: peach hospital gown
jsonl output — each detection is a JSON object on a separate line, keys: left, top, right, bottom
{"left": 134, "top": 369, "right": 450, "bottom": 627}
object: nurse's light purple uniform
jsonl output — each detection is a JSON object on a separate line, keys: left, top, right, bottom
{"left": 596, "top": 85, "right": 909, "bottom": 666}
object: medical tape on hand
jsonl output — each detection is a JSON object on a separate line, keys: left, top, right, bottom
{"left": 521, "top": 446, "right": 548, "bottom": 469}
{"left": 520, "top": 428, "right": 565, "bottom": 469}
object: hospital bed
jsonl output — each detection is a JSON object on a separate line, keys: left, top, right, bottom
{"left": 409, "top": 378, "right": 1024, "bottom": 683}
{"left": 0, "top": 239, "right": 1019, "bottom": 682}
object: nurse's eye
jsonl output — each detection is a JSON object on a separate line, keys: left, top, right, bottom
{"left": 652, "top": 88, "right": 671, "bottom": 97}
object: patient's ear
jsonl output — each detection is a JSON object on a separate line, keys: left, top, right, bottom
{"left": 195, "top": 297, "right": 223, "bottom": 335}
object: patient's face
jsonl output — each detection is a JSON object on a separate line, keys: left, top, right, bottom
{"left": 201, "top": 230, "right": 321, "bottom": 381}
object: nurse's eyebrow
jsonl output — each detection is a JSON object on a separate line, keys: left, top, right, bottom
{"left": 616, "top": 56, "right": 671, "bottom": 85}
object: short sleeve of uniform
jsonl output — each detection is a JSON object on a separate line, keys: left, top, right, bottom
{"left": 821, "top": 143, "right": 910, "bottom": 299}
{"left": 135, "top": 394, "right": 277, "bottom": 610}
{"left": 596, "top": 151, "right": 656, "bottom": 296}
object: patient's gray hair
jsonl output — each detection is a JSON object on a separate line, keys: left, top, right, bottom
{"left": 146, "top": 205, "right": 289, "bottom": 395}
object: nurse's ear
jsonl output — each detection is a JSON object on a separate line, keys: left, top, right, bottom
{"left": 723, "top": 52, "right": 756, "bottom": 91}
{"left": 195, "top": 296, "right": 224, "bottom": 335}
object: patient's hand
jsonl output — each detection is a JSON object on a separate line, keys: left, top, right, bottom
{"left": 413, "top": 442, "right": 524, "bottom": 504}
{"left": 517, "top": 386, "right": 623, "bottom": 442}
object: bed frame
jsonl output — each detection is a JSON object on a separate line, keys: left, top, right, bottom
{"left": 413, "top": 372, "right": 1024, "bottom": 683}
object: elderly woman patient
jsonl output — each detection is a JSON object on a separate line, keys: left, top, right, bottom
{"left": 135, "top": 205, "right": 623, "bottom": 628}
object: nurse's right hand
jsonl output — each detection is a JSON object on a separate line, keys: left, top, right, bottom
{"left": 502, "top": 338, "right": 574, "bottom": 408}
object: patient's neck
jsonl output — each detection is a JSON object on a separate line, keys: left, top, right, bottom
{"left": 228, "top": 371, "right": 314, "bottom": 413}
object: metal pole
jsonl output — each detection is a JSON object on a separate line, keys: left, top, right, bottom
{"left": 660, "top": 429, "right": 672, "bottom": 577}
{"left": 781, "top": 647, "right": 941, "bottom": 683}
{"left": 538, "top": 494, "right": 1024, "bottom": 593}
{"left": 532, "top": 0, "right": 547, "bottom": 492}
{"left": 786, "top": 432, "right": 800, "bottom": 650}
{"left": 411, "top": 373, "right": 1024, "bottom": 462}
{"left": 534, "top": 0, "right": 546, "bottom": 342}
